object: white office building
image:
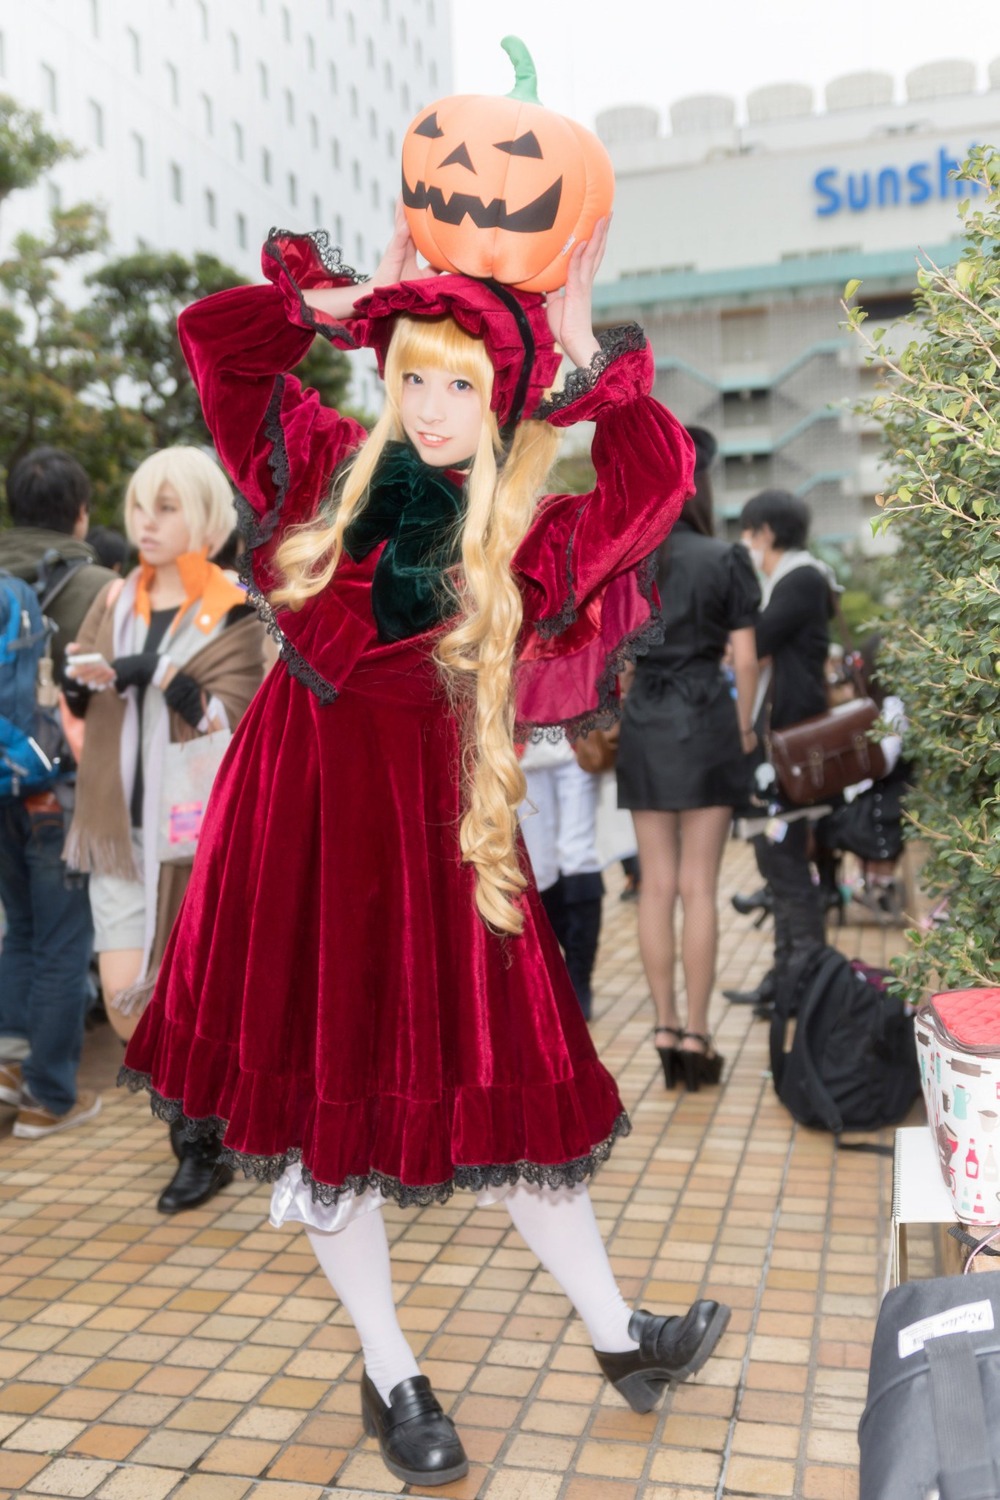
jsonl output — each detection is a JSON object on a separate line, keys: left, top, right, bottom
{"left": 593, "top": 59, "right": 1000, "bottom": 541}
{"left": 0, "top": 0, "right": 453, "bottom": 410}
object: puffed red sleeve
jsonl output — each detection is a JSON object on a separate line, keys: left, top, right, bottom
{"left": 513, "top": 328, "right": 695, "bottom": 738}
{"left": 176, "top": 231, "right": 369, "bottom": 593}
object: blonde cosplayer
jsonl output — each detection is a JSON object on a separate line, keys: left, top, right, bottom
{"left": 124, "top": 446, "right": 237, "bottom": 557}
{"left": 271, "top": 316, "right": 560, "bottom": 935}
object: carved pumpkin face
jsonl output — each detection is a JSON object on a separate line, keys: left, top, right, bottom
{"left": 401, "top": 37, "right": 614, "bottom": 294}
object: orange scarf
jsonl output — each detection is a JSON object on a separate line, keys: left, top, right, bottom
{"left": 134, "top": 550, "right": 246, "bottom": 635}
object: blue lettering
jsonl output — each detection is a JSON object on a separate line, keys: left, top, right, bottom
{"left": 846, "top": 172, "right": 871, "bottom": 212}
{"left": 938, "top": 146, "right": 961, "bottom": 198}
{"left": 814, "top": 167, "right": 841, "bottom": 217}
{"left": 877, "top": 167, "right": 901, "bottom": 207}
{"left": 907, "top": 162, "right": 932, "bottom": 204}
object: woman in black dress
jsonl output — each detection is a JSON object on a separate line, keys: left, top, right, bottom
{"left": 617, "top": 433, "right": 760, "bottom": 1089}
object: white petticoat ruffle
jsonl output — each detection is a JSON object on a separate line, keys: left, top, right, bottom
{"left": 268, "top": 1161, "right": 518, "bottom": 1233}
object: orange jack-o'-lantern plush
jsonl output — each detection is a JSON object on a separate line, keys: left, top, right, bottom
{"left": 401, "top": 36, "right": 614, "bottom": 294}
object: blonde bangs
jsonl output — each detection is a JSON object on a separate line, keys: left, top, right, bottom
{"left": 383, "top": 316, "right": 495, "bottom": 408}
{"left": 124, "top": 446, "right": 236, "bottom": 557}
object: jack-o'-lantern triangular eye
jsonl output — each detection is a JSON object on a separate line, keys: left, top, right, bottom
{"left": 439, "top": 142, "right": 475, "bottom": 172}
{"left": 494, "top": 131, "right": 543, "bottom": 159}
{"left": 414, "top": 111, "right": 444, "bottom": 139}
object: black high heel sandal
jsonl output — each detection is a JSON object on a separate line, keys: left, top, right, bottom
{"left": 654, "top": 1026, "right": 683, "bottom": 1089}
{"left": 594, "top": 1302, "right": 731, "bottom": 1413}
{"left": 679, "top": 1033, "right": 724, "bottom": 1092}
{"left": 360, "top": 1371, "right": 468, "bottom": 1487}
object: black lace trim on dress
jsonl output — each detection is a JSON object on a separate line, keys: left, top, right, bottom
{"left": 536, "top": 324, "right": 646, "bottom": 418}
{"left": 265, "top": 229, "right": 367, "bottom": 346}
{"left": 232, "top": 416, "right": 339, "bottom": 707}
{"left": 117, "top": 1063, "right": 632, "bottom": 1207}
{"left": 532, "top": 501, "right": 585, "bottom": 642}
{"left": 515, "top": 550, "right": 664, "bottom": 745}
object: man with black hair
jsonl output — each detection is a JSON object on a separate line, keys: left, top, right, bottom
{"left": 727, "top": 489, "right": 831, "bottom": 1017}
{"left": 0, "top": 447, "right": 116, "bottom": 1137}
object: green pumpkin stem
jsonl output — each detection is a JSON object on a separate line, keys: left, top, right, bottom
{"left": 501, "top": 36, "right": 541, "bottom": 104}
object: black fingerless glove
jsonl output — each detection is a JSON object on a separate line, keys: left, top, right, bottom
{"left": 112, "top": 652, "right": 159, "bottom": 690}
{"left": 163, "top": 671, "right": 205, "bottom": 729}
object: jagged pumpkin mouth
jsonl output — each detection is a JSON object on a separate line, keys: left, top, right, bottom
{"left": 401, "top": 175, "right": 562, "bottom": 232}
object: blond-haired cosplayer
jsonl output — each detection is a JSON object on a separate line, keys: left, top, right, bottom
{"left": 121, "top": 210, "right": 731, "bottom": 1488}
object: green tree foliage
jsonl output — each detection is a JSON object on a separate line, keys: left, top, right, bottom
{"left": 0, "top": 94, "right": 78, "bottom": 220}
{"left": 845, "top": 145, "right": 1000, "bottom": 993}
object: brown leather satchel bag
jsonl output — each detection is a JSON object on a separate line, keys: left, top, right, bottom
{"left": 572, "top": 723, "right": 620, "bottom": 774}
{"left": 769, "top": 696, "right": 887, "bottom": 806}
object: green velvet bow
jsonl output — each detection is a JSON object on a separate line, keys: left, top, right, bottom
{"left": 343, "top": 441, "right": 465, "bottom": 643}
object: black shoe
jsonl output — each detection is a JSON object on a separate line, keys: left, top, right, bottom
{"left": 731, "top": 885, "right": 773, "bottom": 918}
{"left": 752, "top": 1000, "right": 776, "bottom": 1022}
{"left": 157, "top": 1147, "right": 234, "bottom": 1214}
{"left": 360, "top": 1371, "right": 469, "bottom": 1487}
{"left": 595, "top": 1302, "right": 731, "bottom": 1413}
{"left": 724, "top": 971, "right": 776, "bottom": 1007}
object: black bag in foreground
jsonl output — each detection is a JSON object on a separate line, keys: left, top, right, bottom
{"left": 859, "top": 1276, "right": 1000, "bottom": 1500}
{"left": 769, "top": 947, "right": 920, "bottom": 1135}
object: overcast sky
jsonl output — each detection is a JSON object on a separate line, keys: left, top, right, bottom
{"left": 451, "top": 2, "right": 1000, "bottom": 127}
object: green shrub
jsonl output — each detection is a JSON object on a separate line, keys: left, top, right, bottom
{"left": 846, "top": 145, "right": 1000, "bottom": 994}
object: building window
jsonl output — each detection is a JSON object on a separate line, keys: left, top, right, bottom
{"left": 429, "top": 59, "right": 437, "bottom": 88}
{"left": 351, "top": 159, "right": 361, "bottom": 190}
{"left": 306, "top": 33, "right": 315, "bottom": 69}
{"left": 347, "top": 12, "right": 356, "bottom": 43}
{"left": 349, "top": 85, "right": 358, "bottom": 116}
{"left": 400, "top": 81, "right": 409, "bottom": 111}
{"left": 415, "top": 39, "right": 422, "bottom": 66}
{"left": 195, "top": 0, "right": 208, "bottom": 39}
{"left": 334, "top": 212, "right": 343, "bottom": 242}
{"left": 428, "top": 0, "right": 435, "bottom": 20}
{"left": 308, "top": 112, "right": 318, "bottom": 149}
{"left": 398, "top": 16, "right": 407, "bottom": 43}
{"left": 229, "top": 30, "right": 240, "bottom": 70}
{"left": 381, "top": 0, "right": 389, "bottom": 18}
{"left": 383, "top": 60, "right": 393, "bottom": 89}
{"left": 200, "top": 93, "right": 213, "bottom": 135}
{"left": 48, "top": 181, "right": 62, "bottom": 213}
{"left": 233, "top": 120, "right": 244, "bottom": 161}
{"left": 366, "top": 38, "right": 375, "bottom": 68}
{"left": 368, "top": 107, "right": 377, "bottom": 139}
{"left": 166, "top": 60, "right": 179, "bottom": 107}
{"left": 89, "top": 0, "right": 99, "bottom": 37}
{"left": 258, "top": 61, "right": 268, "bottom": 99}
{"left": 126, "top": 26, "right": 140, "bottom": 72}
{"left": 385, "top": 128, "right": 395, "bottom": 158}
{"left": 329, "top": 61, "right": 338, "bottom": 93}
{"left": 312, "top": 193, "right": 322, "bottom": 223}
{"left": 331, "top": 137, "right": 341, "bottom": 169}
{"left": 131, "top": 131, "right": 145, "bottom": 176}
{"left": 287, "top": 171, "right": 297, "bottom": 206}
{"left": 284, "top": 88, "right": 294, "bottom": 125}
{"left": 328, "top": 0, "right": 335, "bottom": 16}
{"left": 281, "top": 5, "right": 291, "bottom": 40}
{"left": 262, "top": 147, "right": 272, "bottom": 184}
{"left": 236, "top": 211, "right": 247, "bottom": 248}
{"left": 371, "top": 179, "right": 380, "bottom": 209}
{"left": 205, "top": 188, "right": 216, "bottom": 227}
{"left": 40, "top": 63, "right": 57, "bottom": 113}
{"left": 87, "top": 99, "right": 104, "bottom": 147}
{"left": 170, "top": 162, "right": 183, "bottom": 202}
{"left": 355, "top": 231, "right": 364, "bottom": 264}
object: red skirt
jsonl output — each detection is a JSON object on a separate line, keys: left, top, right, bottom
{"left": 123, "top": 634, "right": 628, "bottom": 1207}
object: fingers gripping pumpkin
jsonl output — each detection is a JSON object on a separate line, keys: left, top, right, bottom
{"left": 401, "top": 35, "right": 614, "bottom": 293}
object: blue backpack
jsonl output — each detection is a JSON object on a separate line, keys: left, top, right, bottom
{"left": 0, "top": 557, "right": 85, "bottom": 799}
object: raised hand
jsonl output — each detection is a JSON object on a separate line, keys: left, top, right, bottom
{"left": 545, "top": 215, "right": 611, "bottom": 368}
{"left": 370, "top": 199, "right": 439, "bottom": 288}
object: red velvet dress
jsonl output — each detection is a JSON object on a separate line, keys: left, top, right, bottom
{"left": 122, "top": 236, "right": 694, "bottom": 1209}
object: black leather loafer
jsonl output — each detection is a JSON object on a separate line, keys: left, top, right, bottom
{"left": 594, "top": 1301, "right": 731, "bottom": 1413}
{"left": 361, "top": 1371, "right": 469, "bottom": 1487}
{"left": 156, "top": 1149, "right": 234, "bottom": 1214}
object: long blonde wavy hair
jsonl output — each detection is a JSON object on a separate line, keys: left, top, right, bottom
{"left": 271, "top": 315, "right": 560, "bottom": 934}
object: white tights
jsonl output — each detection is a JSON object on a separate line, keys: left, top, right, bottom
{"left": 307, "top": 1184, "right": 637, "bottom": 1404}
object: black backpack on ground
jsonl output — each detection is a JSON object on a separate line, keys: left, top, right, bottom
{"left": 769, "top": 945, "right": 921, "bottom": 1136}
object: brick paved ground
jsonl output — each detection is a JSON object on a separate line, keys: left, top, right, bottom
{"left": 0, "top": 839, "right": 910, "bottom": 1500}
